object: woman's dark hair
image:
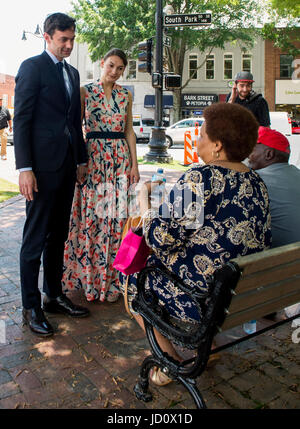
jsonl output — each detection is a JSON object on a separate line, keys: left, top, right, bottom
{"left": 203, "top": 103, "right": 259, "bottom": 162}
{"left": 103, "top": 49, "right": 128, "bottom": 68}
{"left": 44, "top": 13, "right": 76, "bottom": 37}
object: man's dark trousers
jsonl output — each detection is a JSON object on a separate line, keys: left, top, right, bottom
{"left": 20, "top": 148, "right": 77, "bottom": 309}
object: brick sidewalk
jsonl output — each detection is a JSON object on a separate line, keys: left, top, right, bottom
{"left": 0, "top": 167, "right": 299, "bottom": 409}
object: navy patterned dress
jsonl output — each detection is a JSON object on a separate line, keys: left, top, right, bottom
{"left": 121, "top": 165, "right": 272, "bottom": 323}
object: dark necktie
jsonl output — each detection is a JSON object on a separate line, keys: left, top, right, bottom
{"left": 56, "top": 61, "right": 70, "bottom": 101}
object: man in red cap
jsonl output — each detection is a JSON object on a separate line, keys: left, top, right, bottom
{"left": 249, "top": 126, "right": 300, "bottom": 323}
{"left": 227, "top": 71, "right": 270, "bottom": 127}
{"left": 249, "top": 126, "right": 300, "bottom": 248}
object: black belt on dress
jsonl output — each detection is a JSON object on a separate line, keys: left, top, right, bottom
{"left": 86, "top": 131, "right": 126, "bottom": 140}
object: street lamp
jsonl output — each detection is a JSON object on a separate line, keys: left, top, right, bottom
{"left": 163, "top": 5, "right": 174, "bottom": 15}
{"left": 144, "top": 0, "right": 172, "bottom": 163}
{"left": 22, "top": 24, "right": 46, "bottom": 49}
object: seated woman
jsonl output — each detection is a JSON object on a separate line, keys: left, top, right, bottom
{"left": 120, "top": 102, "right": 272, "bottom": 385}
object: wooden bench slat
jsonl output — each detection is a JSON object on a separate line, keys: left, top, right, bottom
{"left": 222, "top": 290, "right": 300, "bottom": 330}
{"left": 232, "top": 241, "right": 300, "bottom": 276}
{"left": 229, "top": 277, "right": 300, "bottom": 314}
{"left": 235, "top": 261, "right": 300, "bottom": 294}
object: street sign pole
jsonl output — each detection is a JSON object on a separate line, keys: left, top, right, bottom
{"left": 155, "top": 0, "right": 163, "bottom": 130}
{"left": 144, "top": 9, "right": 212, "bottom": 163}
{"left": 144, "top": 0, "right": 172, "bottom": 163}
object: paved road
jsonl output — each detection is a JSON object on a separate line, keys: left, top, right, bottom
{"left": 1, "top": 135, "right": 299, "bottom": 185}
{"left": 137, "top": 134, "right": 300, "bottom": 168}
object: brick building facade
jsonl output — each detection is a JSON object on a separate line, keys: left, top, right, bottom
{"left": 265, "top": 32, "right": 300, "bottom": 119}
{"left": 0, "top": 74, "right": 15, "bottom": 111}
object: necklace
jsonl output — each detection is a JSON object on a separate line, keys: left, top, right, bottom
{"left": 207, "top": 159, "right": 236, "bottom": 165}
{"left": 206, "top": 159, "right": 250, "bottom": 172}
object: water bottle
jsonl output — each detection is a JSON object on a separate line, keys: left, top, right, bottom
{"left": 150, "top": 168, "right": 166, "bottom": 210}
{"left": 243, "top": 320, "right": 256, "bottom": 334}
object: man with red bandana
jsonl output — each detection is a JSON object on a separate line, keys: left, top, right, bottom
{"left": 227, "top": 71, "right": 270, "bottom": 127}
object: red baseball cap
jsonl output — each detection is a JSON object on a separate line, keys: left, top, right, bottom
{"left": 258, "top": 126, "right": 290, "bottom": 154}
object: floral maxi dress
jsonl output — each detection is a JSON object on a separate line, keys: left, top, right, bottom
{"left": 62, "top": 81, "right": 132, "bottom": 302}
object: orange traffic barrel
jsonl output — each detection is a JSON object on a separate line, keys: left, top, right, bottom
{"left": 184, "top": 131, "right": 193, "bottom": 166}
{"left": 194, "top": 122, "right": 199, "bottom": 151}
{"left": 193, "top": 122, "right": 200, "bottom": 163}
{"left": 193, "top": 150, "right": 199, "bottom": 163}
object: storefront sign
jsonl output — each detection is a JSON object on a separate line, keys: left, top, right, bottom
{"left": 276, "top": 80, "right": 300, "bottom": 105}
{"left": 182, "top": 93, "right": 218, "bottom": 108}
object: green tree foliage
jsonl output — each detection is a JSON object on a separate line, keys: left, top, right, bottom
{"left": 71, "top": 0, "right": 156, "bottom": 61}
{"left": 72, "top": 0, "right": 261, "bottom": 67}
{"left": 261, "top": 0, "right": 300, "bottom": 57}
{"left": 271, "top": 0, "right": 300, "bottom": 18}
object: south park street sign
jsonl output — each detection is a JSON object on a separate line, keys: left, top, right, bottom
{"left": 164, "top": 13, "right": 212, "bottom": 27}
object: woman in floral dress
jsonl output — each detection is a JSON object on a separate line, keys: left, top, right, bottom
{"left": 62, "top": 49, "right": 140, "bottom": 303}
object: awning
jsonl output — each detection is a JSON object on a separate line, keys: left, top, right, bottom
{"left": 144, "top": 95, "right": 173, "bottom": 109}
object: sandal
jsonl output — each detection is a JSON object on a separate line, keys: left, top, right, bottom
{"left": 107, "top": 293, "right": 120, "bottom": 303}
{"left": 150, "top": 367, "right": 173, "bottom": 386}
{"left": 206, "top": 353, "right": 221, "bottom": 368}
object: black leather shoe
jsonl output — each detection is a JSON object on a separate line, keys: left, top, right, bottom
{"left": 22, "top": 307, "right": 54, "bottom": 337}
{"left": 43, "top": 294, "right": 90, "bottom": 318}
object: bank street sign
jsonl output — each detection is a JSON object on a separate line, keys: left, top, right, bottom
{"left": 182, "top": 93, "right": 218, "bottom": 108}
{"left": 164, "top": 13, "right": 212, "bottom": 27}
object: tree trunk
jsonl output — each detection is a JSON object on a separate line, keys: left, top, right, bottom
{"left": 173, "top": 89, "right": 181, "bottom": 123}
{"left": 167, "top": 39, "right": 186, "bottom": 124}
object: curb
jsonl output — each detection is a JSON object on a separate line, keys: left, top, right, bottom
{"left": 0, "top": 194, "right": 23, "bottom": 209}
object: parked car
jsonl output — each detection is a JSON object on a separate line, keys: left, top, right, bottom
{"left": 133, "top": 115, "right": 155, "bottom": 142}
{"left": 165, "top": 117, "right": 204, "bottom": 147}
{"left": 291, "top": 120, "right": 300, "bottom": 135}
{"left": 269, "top": 112, "right": 292, "bottom": 136}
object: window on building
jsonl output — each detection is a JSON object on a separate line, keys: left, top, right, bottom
{"left": 242, "top": 53, "right": 252, "bottom": 73}
{"left": 85, "top": 55, "right": 94, "bottom": 81}
{"left": 10, "top": 96, "right": 14, "bottom": 108}
{"left": 126, "top": 60, "right": 137, "bottom": 80}
{"left": 2, "top": 94, "right": 8, "bottom": 107}
{"left": 189, "top": 54, "right": 198, "bottom": 80}
{"left": 280, "top": 55, "right": 294, "bottom": 78}
{"left": 224, "top": 53, "right": 233, "bottom": 79}
{"left": 206, "top": 54, "right": 215, "bottom": 80}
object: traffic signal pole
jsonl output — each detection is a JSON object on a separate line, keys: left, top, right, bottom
{"left": 155, "top": 0, "right": 163, "bottom": 129}
{"left": 143, "top": 0, "right": 172, "bottom": 163}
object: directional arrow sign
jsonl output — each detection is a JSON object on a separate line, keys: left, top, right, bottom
{"left": 163, "top": 36, "right": 171, "bottom": 47}
{"left": 164, "top": 13, "right": 212, "bottom": 27}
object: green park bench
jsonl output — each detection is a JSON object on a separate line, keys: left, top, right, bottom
{"left": 132, "top": 241, "right": 300, "bottom": 408}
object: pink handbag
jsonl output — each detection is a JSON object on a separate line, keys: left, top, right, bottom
{"left": 113, "top": 217, "right": 150, "bottom": 275}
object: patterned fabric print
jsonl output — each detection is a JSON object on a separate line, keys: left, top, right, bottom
{"left": 63, "top": 81, "right": 131, "bottom": 302}
{"left": 120, "top": 165, "right": 272, "bottom": 322}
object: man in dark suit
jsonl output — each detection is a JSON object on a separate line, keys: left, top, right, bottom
{"left": 14, "top": 13, "right": 89, "bottom": 337}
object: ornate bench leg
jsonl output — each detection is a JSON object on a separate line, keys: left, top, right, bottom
{"left": 134, "top": 355, "right": 156, "bottom": 403}
{"left": 178, "top": 376, "right": 207, "bottom": 409}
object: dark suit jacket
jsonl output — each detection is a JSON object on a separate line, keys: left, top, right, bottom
{"left": 14, "top": 51, "right": 87, "bottom": 171}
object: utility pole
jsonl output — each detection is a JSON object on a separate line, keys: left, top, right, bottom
{"left": 143, "top": 0, "right": 172, "bottom": 163}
